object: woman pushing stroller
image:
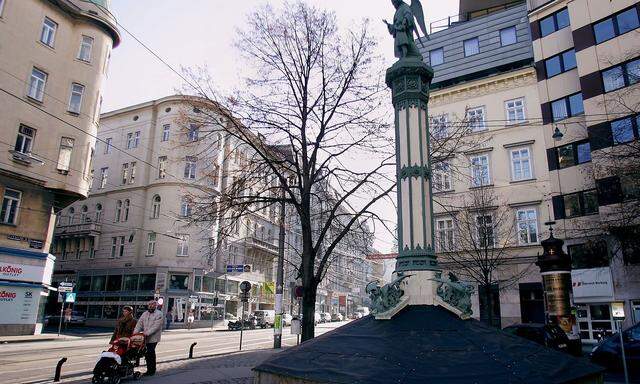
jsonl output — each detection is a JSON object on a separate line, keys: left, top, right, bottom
{"left": 111, "top": 306, "right": 137, "bottom": 342}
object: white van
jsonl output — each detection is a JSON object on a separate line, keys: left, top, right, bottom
{"left": 254, "top": 310, "right": 276, "bottom": 328}
{"left": 355, "top": 307, "right": 370, "bottom": 318}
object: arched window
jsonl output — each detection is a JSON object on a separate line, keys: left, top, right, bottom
{"left": 180, "top": 197, "right": 192, "bottom": 217}
{"left": 152, "top": 195, "right": 161, "bottom": 219}
{"left": 68, "top": 207, "right": 75, "bottom": 225}
{"left": 95, "top": 203, "right": 103, "bottom": 222}
{"left": 80, "top": 205, "right": 88, "bottom": 223}
{"left": 115, "top": 200, "right": 122, "bottom": 222}
{"left": 123, "top": 199, "right": 130, "bottom": 221}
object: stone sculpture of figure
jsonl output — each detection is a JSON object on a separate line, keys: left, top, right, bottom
{"left": 366, "top": 273, "right": 410, "bottom": 314}
{"left": 383, "top": 0, "right": 429, "bottom": 59}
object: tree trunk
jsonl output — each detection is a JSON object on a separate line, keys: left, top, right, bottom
{"left": 480, "top": 284, "right": 494, "bottom": 327}
{"left": 301, "top": 280, "right": 317, "bottom": 342}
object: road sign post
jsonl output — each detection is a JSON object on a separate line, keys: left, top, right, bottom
{"left": 239, "top": 281, "right": 251, "bottom": 351}
{"left": 57, "top": 282, "right": 74, "bottom": 336}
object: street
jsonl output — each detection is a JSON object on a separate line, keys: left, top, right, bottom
{"left": 0, "top": 321, "right": 349, "bottom": 384}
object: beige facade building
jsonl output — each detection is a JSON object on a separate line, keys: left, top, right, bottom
{"left": 0, "top": 0, "right": 118, "bottom": 335}
{"left": 528, "top": 0, "right": 640, "bottom": 339}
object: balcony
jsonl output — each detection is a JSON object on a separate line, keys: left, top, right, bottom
{"left": 244, "top": 236, "right": 278, "bottom": 255}
{"left": 54, "top": 222, "right": 102, "bottom": 238}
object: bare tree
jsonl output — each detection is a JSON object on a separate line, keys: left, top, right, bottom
{"left": 435, "top": 173, "right": 532, "bottom": 327}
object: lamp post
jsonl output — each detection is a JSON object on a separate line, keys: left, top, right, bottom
{"left": 274, "top": 188, "right": 285, "bottom": 348}
{"left": 535, "top": 221, "right": 580, "bottom": 354}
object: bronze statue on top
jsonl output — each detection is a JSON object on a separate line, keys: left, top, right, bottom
{"left": 383, "top": 0, "right": 429, "bottom": 59}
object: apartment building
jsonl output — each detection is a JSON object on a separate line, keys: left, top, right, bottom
{"left": 528, "top": 0, "right": 640, "bottom": 339}
{"left": 422, "top": 1, "right": 551, "bottom": 328}
{"left": 0, "top": 0, "right": 119, "bottom": 335}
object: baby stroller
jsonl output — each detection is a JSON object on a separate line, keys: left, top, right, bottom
{"left": 92, "top": 333, "right": 146, "bottom": 384}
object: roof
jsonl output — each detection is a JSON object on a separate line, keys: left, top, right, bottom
{"left": 254, "top": 305, "right": 603, "bottom": 384}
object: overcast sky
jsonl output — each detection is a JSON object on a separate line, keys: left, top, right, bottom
{"left": 103, "top": 0, "right": 459, "bottom": 253}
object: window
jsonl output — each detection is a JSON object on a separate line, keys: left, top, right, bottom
{"left": 80, "top": 205, "right": 88, "bottom": 223}
{"left": 110, "top": 237, "right": 117, "bottom": 258}
{"left": 121, "top": 163, "right": 128, "bottom": 184}
{"left": 556, "top": 141, "right": 591, "bottom": 169}
{"left": 188, "top": 124, "right": 199, "bottom": 141}
{"left": 57, "top": 137, "right": 74, "bottom": 173}
{"left": 558, "top": 190, "right": 598, "bottom": 218}
{"left": 602, "top": 58, "right": 640, "bottom": 92}
{"left": 152, "top": 195, "right": 161, "bottom": 218}
{"left": 115, "top": 200, "right": 122, "bottom": 222}
{"left": 210, "top": 164, "right": 220, "bottom": 187}
{"left": 569, "top": 240, "right": 609, "bottom": 269}
{"left": 147, "top": 233, "right": 157, "bottom": 256}
{"left": 181, "top": 198, "right": 192, "bottom": 217}
{"left": 545, "top": 49, "right": 576, "bottom": 78}
{"left": 169, "top": 274, "right": 190, "bottom": 290}
{"left": 539, "top": 8, "right": 570, "bottom": 37}
{"left": 1, "top": 189, "right": 21, "bottom": 225}
{"left": 429, "top": 48, "right": 444, "bottom": 66}
{"left": 436, "top": 218, "right": 454, "bottom": 252}
{"left": 104, "top": 138, "right": 112, "bottom": 154}
{"left": 476, "top": 215, "right": 495, "bottom": 247}
{"left": 510, "top": 147, "right": 532, "bottom": 181}
{"left": 500, "top": 26, "right": 517, "bottom": 46}
{"left": 78, "top": 35, "right": 94, "bottom": 62}
{"left": 68, "top": 83, "right": 84, "bottom": 114}
{"left": 129, "top": 162, "right": 136, "bottom": 184}
{"left": 162, "top": 124, "right": 170, "bottom": 141}
{"left": 123, "top": 200, "right": 130, "bottom": 221}
{"left": 464, "top": 37, "right": 479, "bottom": 56}
{"left": 433, "top": 161, "right": 452, "bottom": 192}
{"left": 126, "top": 131, "right": 140, "bottom": 149}
{"left": 505, "top": 98, "right": 525, "bottom": 123}
{"left": 177, "top": 234, "right": 189, "bottom": 256}
{"left": 431, "top": 114, "right": 449, "bottom": 139}
{"left": 516, "top": 208, "right": 538, "bottom": 244}
{"left": 467, "top": 106, "right": 486, "bottom": 132}
{"left": 99, "top": 167, "right": 108, "bottom": 189}
{"left": 95, "top": 203, "right": 102, "bottom": 222}
{"left": 40, "top": 17, "right": 57, "bottom": 47}
{"left": 68, "top": 207, "right": 75, "bottom": 225}
{"left": 611, "top": 117, "right": 634, "bottom": 144}
{"left": 28, "top": 68, "right": 47, "bottom": 101}
{"left": 470, "top": 154, "right": 490, "bottom": 187}
{"left": 0, "top": 0, "right": 5, "bottom": 17}
{"left": 594, "top": 7, "right": 640, "bottom": 44}
{"left": 117, "top": 236, "right": 125, "bottom": 258}
{"left": 184, "top": 156, "right": 197, "bottom": 179}
{"left": 158, "top": 156, "right": 167, "bottom": 179}
{"left": 14, "top": 125, "right": 35, "bottom": 154}
{"left": 551, "top": 93, "right": 584, "bottom": 121}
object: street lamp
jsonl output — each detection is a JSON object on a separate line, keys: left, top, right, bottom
{"left": 552, "top": 126, "right": 564, "bottom": 140}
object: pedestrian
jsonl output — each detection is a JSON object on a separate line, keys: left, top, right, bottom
{"left": 133, "top": 300, "right": 164, "bottom": 377}
{"left": 165, "top": 309, "right": 173, "bottom": 330}
{"left": 187, "top": 310, "right": 195, "bottom": 330}
{"left": 111, "top": 305, "right": 137, "bottom": 343}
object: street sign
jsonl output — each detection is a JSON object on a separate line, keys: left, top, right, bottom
{"left": 226, "top": 264, "right": 252, "bottom": 273}
{"left": 58, "top": 282, "right": 74, "bottom": 293}
{"left": 65, "top": 293, "right": 76, "bottom": 303}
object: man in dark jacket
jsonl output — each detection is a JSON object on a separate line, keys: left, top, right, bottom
{"left": 111, "top": 306, "right": 137, "bottom": 342}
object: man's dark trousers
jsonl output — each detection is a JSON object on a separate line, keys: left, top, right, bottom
{"left": 145, "top": 342, "right": 157, "bottom": 374}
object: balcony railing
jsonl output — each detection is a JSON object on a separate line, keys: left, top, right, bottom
{"left": 54, "top": 222, "right": 102, "bottom": 237}
{"left": 244, "top": 236, "right": 278, "bottom": 255}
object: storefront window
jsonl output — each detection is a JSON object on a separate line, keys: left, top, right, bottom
{"left": 203, "top": 276, "right": 216, "bottom": 293}
{"left": 103, "top": 304, "right": 119, "bottom": 319}
{"left": 123, "top": 275, "right": 138, "bottom": 291}
{"left": 138, "top": 274, "right": 156, "bottom": 291}
{"left": 169, "top": 274, "right": 189, "bottom": 290}
{"left": 87, "top": 305, "right": 103, "bottom": 319}
{"left": 228, "top": 280, "right": 239, "bottom": 294}
{"left": 194, "top": 276, "right": 202, "bottom": 292}
{"left": 90, "top": 275, "right": 106, "bottom": 291}
{"left": 215, "top": 278, "right": 226, "bottom": 293}
{"left": 106, "top": 275, "right": 122, "bottom": 291}
{"left": 77, "top": 276, "right": 91, "bottom": 291}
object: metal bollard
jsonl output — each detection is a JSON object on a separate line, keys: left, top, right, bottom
{"left": 54, "top": 357, "right": 67, "bottom": 382}
{"left": 189, "top": 342, "right": 197, "bottom": 359}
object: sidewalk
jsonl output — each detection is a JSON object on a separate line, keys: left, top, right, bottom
{"left": 57, "top": 348, "right": 281, "bottom": 384}
{"left": 0, "top": 334, "right": 81, "bottom": 344}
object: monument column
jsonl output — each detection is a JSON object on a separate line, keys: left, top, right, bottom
{"left": 385, "top": 56, "right": 437, "bottom": 274}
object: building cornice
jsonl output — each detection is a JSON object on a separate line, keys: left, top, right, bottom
{"left": 48, "top": 0, "right": 121, "bottom": 47}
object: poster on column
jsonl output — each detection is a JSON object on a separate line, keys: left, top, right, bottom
{"left": 0, "top": 285, "right": 38, "bottom": 324}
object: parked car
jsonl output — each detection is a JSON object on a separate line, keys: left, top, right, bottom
{"left": 331, "top": 313, "right": 344, "bottom": 322}
{"left": 320, "top": 312, "right": 332, "bottom": 323}
{"left": 254, "top": 310, "right": 276, "bottom": 328}
{"left": 590, "top": 322, "right": 640, "bottom": 375}
{"left": 355, "top": 306, "right": 370, "bottom": 317}
{"left": 44, "top": 311, "right": 86, "bottom": 326}
{"left": 282, "top": 313, "right": 293, "bottom": 326}
{"left": 503, "top": 323, "right": 571, "bottom": 354}
{"left": 352, "top": 312, "right": 362, "bottom": 319}
{"left": 314, "top": 312, "right": 322, "bottom": 325}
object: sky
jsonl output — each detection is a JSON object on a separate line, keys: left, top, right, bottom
{"left": 103, "top": 0, "right": 459, "bottom": 253}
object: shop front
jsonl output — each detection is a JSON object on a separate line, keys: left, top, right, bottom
{"left": 0, "top": 246, "right": 54, "bottom": 335}
{"left": 572, "top": 267, "right": 616, "bottom": 343}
